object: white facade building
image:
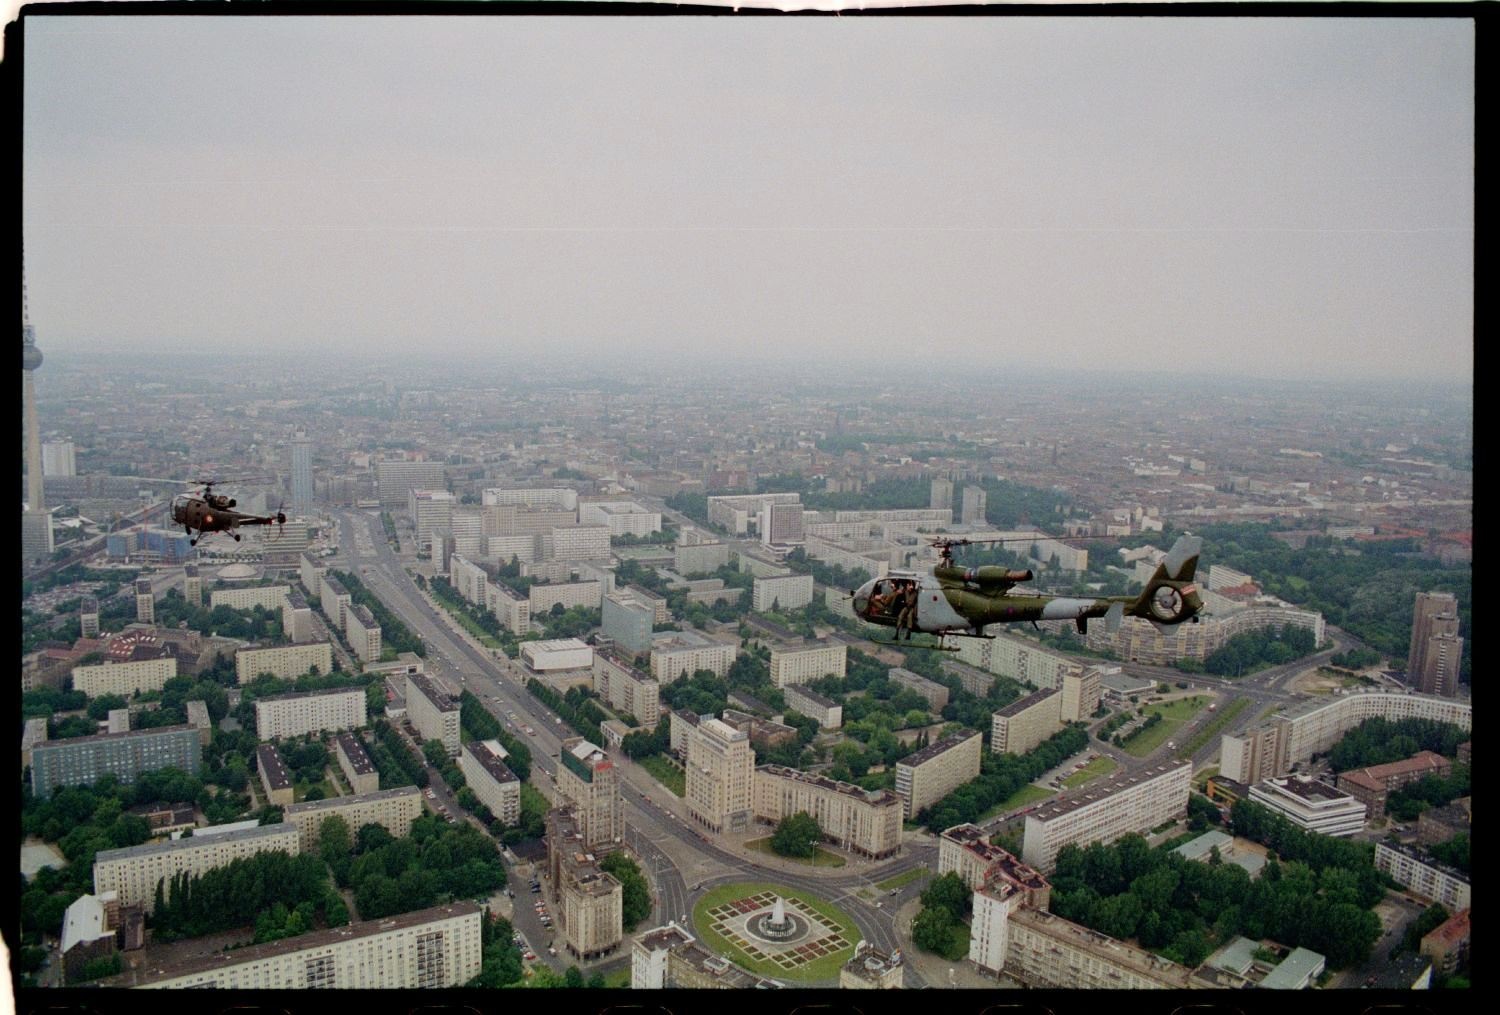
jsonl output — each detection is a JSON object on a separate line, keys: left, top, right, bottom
{"left": 254, "top": 686, "right": 367, "bottom": 740}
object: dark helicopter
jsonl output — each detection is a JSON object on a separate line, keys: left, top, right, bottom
{"left": 850, "top": 533, "right": 1204, "bottom": 650}
{"left": 169, "top": 479, "right": 286, "bottom": 546}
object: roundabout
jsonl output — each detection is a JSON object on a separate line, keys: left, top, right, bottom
{"left": 690, "top": 882, "right": 860, "bottom": 983}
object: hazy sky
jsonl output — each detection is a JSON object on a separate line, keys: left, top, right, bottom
{"left": 23, "top": 14, "right": 1473, "bottom": 382}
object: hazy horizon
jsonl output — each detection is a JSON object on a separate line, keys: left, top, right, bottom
{"left": 23, "top": 14, "right": 1474, "bottom": 384}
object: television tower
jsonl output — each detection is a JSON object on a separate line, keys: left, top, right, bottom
{"left": 22, "top": 251, "right": 54, "bottom": 564}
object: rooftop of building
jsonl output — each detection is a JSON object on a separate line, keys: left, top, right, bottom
{"left": 783, "top": 684, "right": 836, "bottom": 708}
{"left": 335, "top": 732, "right": 375, "bottom": 774}
{"left": 31, "top": 723, "right": 196, "bottom": 750}
{"left": 1422, "top": 908, "right": 1470, "bottom": 948}
{"left": 1027, "top": 760, "right": 1191, "bottom": 822}
{"left": 758, "top": 764, "right": 900, "bottom": 806}
{"left": 727, "top": 690, "right": 775, "bottom": 714}
{"left": 636, "top": 923, "right": 694, "bottom": 953}
{"left": 120, "top": 902, "right": 480, "bottom": 985}
{"left": 350, "top": 603, "right": 377, "bottom": 625}
{"left": 1257, "top": 776, "right": 1360, "bottom": 804}
{"left": 1376, "top": 839, "right": 1471, "bottom": 883}
{"left": 995, "top": 686, "right": 1060, "bottom": 718}
{"left": 841, "top": 944, "right": 902, "bottom": 982}
{"left": 407, "top": 672, "right": 458, "bottom": 710}
{"left": 321, "top": 574, "right": 350, "bottom": 595}
{"left": 1008, "top": 907, "right": 1196, "bottom": 987}
{"left": 283, "top": 785, "right": 422, "bottom": 815}
{"left": 255, "top": 684, "right": 363, "bottom": 706}
{"left": 255, "top": 743, "right": 293, "bottom": 789}
{"left": 94, "top": 820, "right": 297, "bottom": 863}
{"left": 524, "top": 637, "right": 592, "bottom": 653}
{"left": 1258, "top": 946, "right": 1325, "bottom": 989}
{"left": 463, "top": 740, "right": 519, "bottom": 784}
{"left": 897, "top": 729, "right": 981, "bottom": 768}
{"left": 1347, "top": 750, "right": 1452, "bottom": 783}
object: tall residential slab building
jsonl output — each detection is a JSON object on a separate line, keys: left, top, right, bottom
{"left": 961, "top": 486, "right": 988, "bottom": 526}
{"left": 1407, "top": 591, "right": 1463, "bottom": 697}
{"left": 556, "top": 738, "right": 624, "bottom": 849}
{"left": 685, "top": 718, "right": 754, "bottom": 833}
{"left": 290, "top": 430, "right": 314, "bottom": 516}
{"left": 894, "top": 730, "right": 983, "bottom": 820}
{"left": 1022, "top": 760, "right": 1191, "bottom": 871}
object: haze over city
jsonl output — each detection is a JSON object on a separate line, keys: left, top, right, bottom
{"left": 22, "top": 14, "right": 1473, "bottom": 382}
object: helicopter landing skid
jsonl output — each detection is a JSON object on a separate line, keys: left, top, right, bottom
{"left": 866, "top": 634, "right": 961, "bottom": 653}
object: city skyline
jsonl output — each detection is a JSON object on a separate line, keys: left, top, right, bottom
{"left": 22, "top": 13, "right": 1473, "bottom": 383}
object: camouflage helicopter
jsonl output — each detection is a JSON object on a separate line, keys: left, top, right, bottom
{"left": 168, "top": 479, "right": 286, "bottom": 546}
{"left": 849, "top": 533, "right": 1204, "bottom": 650}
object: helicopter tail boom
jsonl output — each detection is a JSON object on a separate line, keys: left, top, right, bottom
{"left": 1126, "top": 534, "right": 1204, "bottom": 626}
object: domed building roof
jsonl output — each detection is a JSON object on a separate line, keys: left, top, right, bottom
{"left": 216, "top": 563, "right": 259, "bottom": 581}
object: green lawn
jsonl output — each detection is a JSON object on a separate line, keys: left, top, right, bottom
{"left": 428, "top": 589, "right": 503, "bottom": 648}
{"left": 1061, "top": 755, "right": 1118, "bottom": 788}
{"left": 745, "top": 837, "right": 846, "bottom": 868}
{"left": 690, "top": 881, "right": 860, "bottom": 984}
{"left": 875, "top": 868, "right": 932, "bottom": 892}
{"left": 979, "top": 783, "right": 1054, "bottom": 821}
{"left": 1176, "top": 697, "right": 1253, "bottom": 760}
{"left": 601, "top": 967, "right": 631, "bottom": 988}
{"left": 1120, "top": 696, "right": 1210, "bottom": 757}
{"left": 638, "top": 754, "right": 686, "bottom": 797}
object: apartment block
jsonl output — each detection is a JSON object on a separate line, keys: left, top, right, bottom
{"left": 548, "top": 524, "right": 611, "bottom": 561}
{"left": 319, "top": 574, "right": 352, "bottom": 631}
{"left": 345, "top": 603, "right": 383, "bottom": 664}
{"left": 93, "top": 822, "right": 302, "bottom": 912}
{"left": 579, "top": 500, "right": 662, "bottom": 537}
{"left": 1375, "top": 841, "right": 1471, "bottom": 910}
{"left": 1022, "top": 761, "right": 1191, "bottom": 871}
{"left": 256, "top": 743, "right": 295, "bottom": 806}
{"left": 235, "top": 642, "right": 334, "bottom": 685}
{"left": 957, "top": 632, "right": 1076, "bottom": 691}
{"left": 674, "top": 540, "right": 729, "bottom": 576}
{"left": 1408, "top": 591, "right": 1463, "bottom": 697}
{"left": 991, "top": 688, "right": 1063, "bottom": 756}
{"left": 1002, "top": 907, "right": 1200, "bottom": 988}
{"left": 376, "top": 459, "right": 446, "bottom": 509}
{"left": 601, "top": 592, "right": 653, "bottom": 657}
{"left": 299, "top": 553, "right": 327, "bottom": 599}
{"left": 1221, "top": 691, "right": 1471, "bottom": 784}
{"left": 489, "top": 582, "right": 531, "bottom": 635}
{"left": 459, "top": 739, "right": 521, "bottom": 826}
{"left": 483, "top": 486, "right": 578, "bottom": 511}
{"left": 1337, "top": 751, "right": 1453, "bottom": 813}
{"left": 408, "top": 489, "right": 456, "bottom": 552}
{"left": 686, "top": 718, "right": 754, "bottom": 833}
{"left": 132, "top": 902, "right": 481, "bottom": 989}
{"left": 752, "top": 573, "right": 814, "bottom": 612}
{"left": 281, "top": 786, "right": 425, "bottom": 853}
{"left": 782, "top": 684, "right": 842, "bottom": 729}
{"left": 546, "top": 809, "right": 624, "bottom": 960}
{"left": 406, "top": 673, "right": 461, "bottom": 755}
{"left": 135, "top": 579, "right": 155, "bottom": 623}
{"left": 894, "top": 730, "right": 983, "bottom": 820}
{"left": 650, "top": 631, "right": 737, "bottom": 683}
{"left": 939, "top": 824, "right": 1050, "bottom": 906}
{"left": 528, "top": 579, "right": 602, "bottom": 614}
{"left": 887, "top": 667, "right": 950, "bottom": 711}
{"left": 1058, "top": 667, "right": 1100, "bottom": 722}
{"left": 209, "top": 584, "right": 291, "bottom": 612}
{"left": 282, "top": 588, "right": 315, "bottom": 643}
{"left": 254, "top": 686, "right": 366, "bottom": 740}
{"left": 965, "top": 850, "right": 1053, "bottom": 977}
{"left": 752, "top": 764, "right": 902, "bottom": 858}
{"left": 708, "top": 492, "right": 800, "bottom": 535}
{"left": 768, "top": 641, "right": 846, "bottom": 688}
{"left": 591, "top": 651, "right": 661, "bottom": 729}
{"left": 334, "top": 731, "right": 380, "bottom": 796}
{"left": 448, "top": 554, "right": 489, "bottom": 605}
{"left": 72, "top": 656, "right": 179, "bottom": 699}
{"left": 556, "top": 738, "right": 624, "bottom": 849}
{"left": 31, "top": 725, "right": 202, "bottom": 798}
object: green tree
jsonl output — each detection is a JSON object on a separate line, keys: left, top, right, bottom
{"left": 769, "top": 811, "right": 822, "bottom": 858}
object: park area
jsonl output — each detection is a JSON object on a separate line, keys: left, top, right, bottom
{"left": 1061, "top": 755, "right": 1118, "bottom": 788}
{"left": 691, "top": 882, "right": 859, "bottom": 983}
{"left": 1120, "top": 696, "right": 1211, "bottom": 757}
